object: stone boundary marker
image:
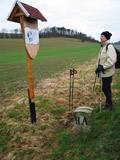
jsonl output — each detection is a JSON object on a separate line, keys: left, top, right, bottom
{"left": 74, "top": 106, "right": 94, "bottom": 135}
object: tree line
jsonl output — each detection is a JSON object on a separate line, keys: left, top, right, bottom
{"left": 0, "top": 26, "right": 98, "bottom": 42}
{"left": 40, "top": 27, "right": 98, "bottom": 42}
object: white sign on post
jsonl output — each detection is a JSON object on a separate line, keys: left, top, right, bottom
{"left": 25, "top": 27, "right": 39, "bottom": 45}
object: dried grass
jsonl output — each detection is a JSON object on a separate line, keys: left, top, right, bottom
{"left": 0, "top": 58, "right": 106, "bottom": 159}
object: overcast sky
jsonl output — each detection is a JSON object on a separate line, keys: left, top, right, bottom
{"left": 0, "top": 0, "right": 120, "bottom": 42}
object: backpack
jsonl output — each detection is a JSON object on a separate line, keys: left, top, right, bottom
{"left": 106, "top": 43, "right": 120, "bottom": 69}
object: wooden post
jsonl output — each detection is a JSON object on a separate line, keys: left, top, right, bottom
{"left": 20, "top": 16, "right": 39, "bottom": 99}
{"left": 20, "top": 16, "right": 38, "bottom": 122}
{"left": 7, "top": 1, "right": 47, "bottom": 123}
{"left": 26, "top": 51, "right": 34, "bottom": 99}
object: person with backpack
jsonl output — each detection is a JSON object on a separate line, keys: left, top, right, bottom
{"left": 95, "top": 31, "right": 117, "bottom": 112}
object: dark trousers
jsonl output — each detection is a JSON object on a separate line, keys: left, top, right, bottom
{"left": 102, "top": 76, "right": 112, "bottom": 105}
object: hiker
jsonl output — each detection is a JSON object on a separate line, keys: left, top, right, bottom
{"left": 95, "top": 31, "right": 117, "bottom": 111}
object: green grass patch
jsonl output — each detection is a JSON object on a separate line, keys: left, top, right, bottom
{"left": 12, "top": 148, "right": 34, "bottom": 160}
{"left": 0, "top": 38, "right": 99, "bottom": 98}
{"left": 0, "top": 122, "right": 11, "bottom": 152}
{"left": 50, "top": 70, "right": 120, "bottom": 160}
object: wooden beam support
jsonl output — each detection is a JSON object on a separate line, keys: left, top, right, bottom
{"left": 8, "top": 5, "right": 19, "bottom": 21}
{"left": 15, "top": 12, "right": 24, "bottom": 17}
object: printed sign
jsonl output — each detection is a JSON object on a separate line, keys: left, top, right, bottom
{"left": 25, "top": 27, "right": 39, "bottom": 44}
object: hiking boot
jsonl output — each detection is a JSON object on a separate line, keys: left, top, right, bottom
{"left": 102, "top": 104, "right": 109, "bottom": 110}
{"left": 105, "top": 104, "right": 115, "bottom": 112}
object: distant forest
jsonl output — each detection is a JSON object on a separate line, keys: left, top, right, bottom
{"left": 0, "top": 26, "right": 98, "bottom": 42}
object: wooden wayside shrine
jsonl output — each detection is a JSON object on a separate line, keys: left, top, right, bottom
{"left": 8, "top": 0, "right": 47, "bottom": 123}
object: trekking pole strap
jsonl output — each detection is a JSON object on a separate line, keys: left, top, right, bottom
{"left": 70, "top": 68, "right": 77, "bottom": 75}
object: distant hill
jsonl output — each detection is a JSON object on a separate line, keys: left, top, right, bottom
{"left": 39, "top": 26, "right": 98, "bottom": 43}
{"left": 114, "top": 41, "right": 120, "bottom": 45}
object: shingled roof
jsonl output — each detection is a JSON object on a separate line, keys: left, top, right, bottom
{"left": 8, "top": 0, "right": 47, "bottom": 23}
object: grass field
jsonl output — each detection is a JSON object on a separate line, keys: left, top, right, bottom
{"left": 0, "top": 38, "right": 99, "bottom": 100}
{"left": 1, "top": 38, "right": 120, "bottom": 160}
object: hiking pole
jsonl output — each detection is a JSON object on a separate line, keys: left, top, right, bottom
{"left": 72, "top": 70, "right": 74, "bottom": 110}
{"left": 69, "top": 69, "right": 77, "bottom": 111}
{"left": 99, "top": 72, "right": 102, "bottom": 113}
{"left": 69, "top": 69, "right": 72, "bottom": 111}
{"left": 72, "top": 69, "right": 77, "bottom": 110}
{"left": 90, "top": 73, "right": 97, "bottom": 105}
